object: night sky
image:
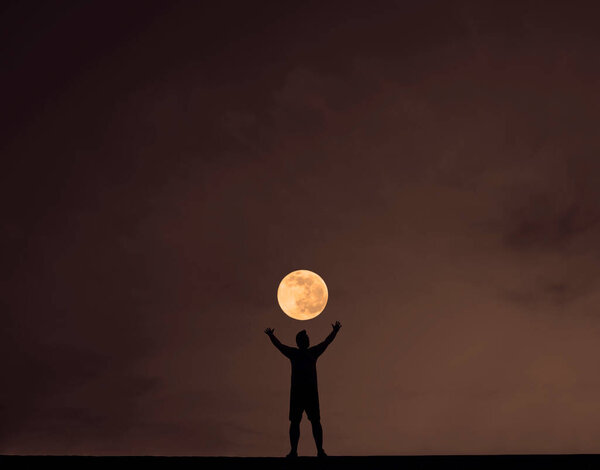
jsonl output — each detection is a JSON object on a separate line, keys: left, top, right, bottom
{"left": 3, "top": 0, "right": 600, "bottom": 456}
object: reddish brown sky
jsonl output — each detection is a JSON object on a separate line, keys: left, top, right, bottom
{"left": 2, "top": 0, "right": 600, "bottom": 456}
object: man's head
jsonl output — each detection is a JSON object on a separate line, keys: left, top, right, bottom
{"left": 296, "top": 330, "right": 309, "bottom": 349}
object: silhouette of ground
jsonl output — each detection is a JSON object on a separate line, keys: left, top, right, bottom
{"left": 1, "top": 455, "right": 599, "bottom": 469}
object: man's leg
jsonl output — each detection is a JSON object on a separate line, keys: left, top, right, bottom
{"left": 288, "top": 420, "right": 300, "bottom": 456}
{"left": 310, "top": 418, "right": 323, "bottom": 453}
{"left": 307, "top": 402, "right": 326, "bottom": 456}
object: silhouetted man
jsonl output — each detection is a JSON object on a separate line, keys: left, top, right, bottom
{"left": 264, "top": 321, "right": 341, "bottom": 458}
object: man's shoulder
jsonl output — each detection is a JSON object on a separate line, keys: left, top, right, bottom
{"left": 290, "top": 348, "right": 316, "bottom": 360}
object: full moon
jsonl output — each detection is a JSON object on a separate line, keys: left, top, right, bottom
{"left": 277, "top": 270, "right": 328, "bottom": 320}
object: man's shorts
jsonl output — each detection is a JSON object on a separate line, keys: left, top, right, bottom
{"left": 289, "top": 394, "right": 320, "bottom": 422}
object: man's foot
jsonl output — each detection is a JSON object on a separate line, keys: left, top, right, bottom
{"left": 286, "top": 450, "right": 298, "bottom": 458}
{"left": 317, "top": 449, "right": 328, "bottom": 458}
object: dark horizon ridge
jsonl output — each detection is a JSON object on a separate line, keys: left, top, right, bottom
{"left": 2, "top": 454, "right": 599, "bottom": 470}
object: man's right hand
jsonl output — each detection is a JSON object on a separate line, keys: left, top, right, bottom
{"left": 264, "top": 327, "right": 275, "bottom": 336}
{"left": 332, "top": 321, "right": 341, "bottom": 332}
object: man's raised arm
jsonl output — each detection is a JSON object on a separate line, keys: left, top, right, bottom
{"left": 310, "top": 321, "right": 342, "bottom": 358}
{"left": 264, "top": 328, "right": 295, "bottom": 358}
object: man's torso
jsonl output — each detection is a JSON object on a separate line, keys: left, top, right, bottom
{"left": 289, "top": 349, "right": 319, "bottom": 398}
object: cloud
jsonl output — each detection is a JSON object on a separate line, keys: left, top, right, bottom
{"left": 503, "top": 195, "right": 600, "bottom": 252}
